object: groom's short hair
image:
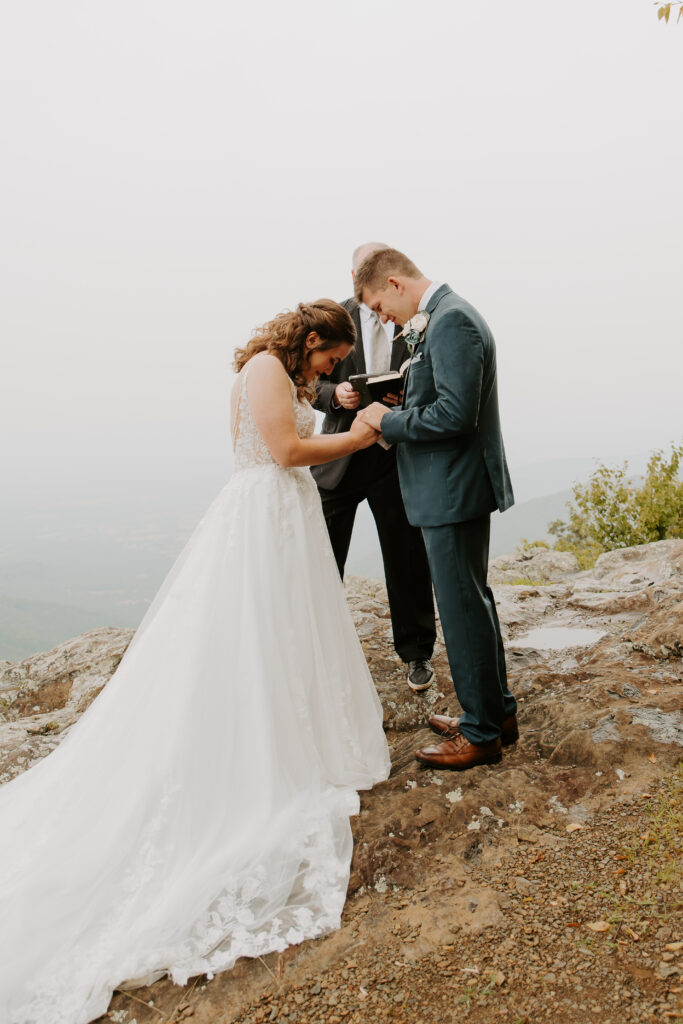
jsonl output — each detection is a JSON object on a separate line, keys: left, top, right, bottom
{"left": 354, "top": 247, "right": 422, "bottom": 302}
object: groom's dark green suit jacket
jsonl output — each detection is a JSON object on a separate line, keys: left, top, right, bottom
{"left": 381, "top": 284, "right": 514, "bottom": 527}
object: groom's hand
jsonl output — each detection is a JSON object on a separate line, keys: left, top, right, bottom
{"left": 359, "top": 402, "right": 389, "bottom": 431}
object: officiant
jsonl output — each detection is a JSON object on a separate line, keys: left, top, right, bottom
{"left": 312, "top": 242, "right": 436, "bottom": 693}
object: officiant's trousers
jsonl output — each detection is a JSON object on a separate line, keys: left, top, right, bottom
{"left": 421, "top": 513, "right": 517, "bottom": 745}
{"left": 319, "top": 455, "right": 436, "bottom": 664}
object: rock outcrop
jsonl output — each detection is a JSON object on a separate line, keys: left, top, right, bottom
{"left": 1, "top": 539, "right": 681, "bottom": 1023}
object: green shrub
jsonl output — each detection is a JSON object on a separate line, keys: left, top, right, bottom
{"left": 548, "top": 443, "right": 682, "bottom": 569}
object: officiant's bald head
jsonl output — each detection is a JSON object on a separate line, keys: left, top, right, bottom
{"left": 352, "top": 241, "right": 389, "bottom": 276}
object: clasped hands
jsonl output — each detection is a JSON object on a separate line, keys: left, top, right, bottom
{"left": 348, "top": 401, "right": 391, "bottom": 449}
{"left": 335, "top": 384, "right": 392, "bottom": 449}
{"left": 357, "top": 402, "right": 389, "bottom": 432}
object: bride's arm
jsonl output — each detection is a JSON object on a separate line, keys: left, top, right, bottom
{"left": 244, "top": 353, "right": 378, "bottom": 468}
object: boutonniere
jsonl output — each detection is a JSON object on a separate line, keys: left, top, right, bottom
{"left": 401, "top": 311, "right": 430, "bottom": 355}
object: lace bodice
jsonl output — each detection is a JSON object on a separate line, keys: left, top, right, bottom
{"left": 232, "top": 364, "right": 316, "bottom": 471}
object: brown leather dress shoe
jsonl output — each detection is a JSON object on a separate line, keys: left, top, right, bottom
{"left": 415, "top": 732, "right": 502, "bottom": 771}
{"left": 428, "top": 712, "right": 519, "bottom": 747}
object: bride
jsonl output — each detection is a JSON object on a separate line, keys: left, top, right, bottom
{"left": 0, "top": 299, "right": 391, "bottom": 1024}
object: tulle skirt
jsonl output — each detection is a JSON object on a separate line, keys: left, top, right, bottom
{"left": 0, "top": 464, "right": 390, "bottom": 1024}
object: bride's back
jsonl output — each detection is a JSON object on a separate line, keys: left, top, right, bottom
{"left": 230, "top": 357, "right": 314, "bottom": 471}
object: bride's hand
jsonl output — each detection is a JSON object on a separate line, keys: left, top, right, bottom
{"left": 350, "top": 416, "right": 380, "bottom": 450}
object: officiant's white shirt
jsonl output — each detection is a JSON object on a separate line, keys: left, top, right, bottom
{"left": 359, "top": 302, "right": 394, "bottom": 373}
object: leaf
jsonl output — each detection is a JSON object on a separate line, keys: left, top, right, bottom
{"left": 648, "top": 753, "right": 657, "bottom": 763}
{"left": 566, "top": 823, "right": 586, "bottom": 833}
{"left": 586, "top": 920, "right": 611, "bottom": 933}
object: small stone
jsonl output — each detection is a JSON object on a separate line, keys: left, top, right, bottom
{"left": 310, "top": 982, "right": 321, "bottom": 995}
{"left": 467, "top": 898, "right": 478, "bottom": 913}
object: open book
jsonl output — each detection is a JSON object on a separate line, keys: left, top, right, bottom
{"left": 348, "top": 358, "right": 412, "bottom": 408}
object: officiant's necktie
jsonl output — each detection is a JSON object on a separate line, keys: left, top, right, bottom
{"left": 369, "top": 314, "right": 391, "bottom": 374}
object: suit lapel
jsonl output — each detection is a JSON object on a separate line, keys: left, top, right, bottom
{"left": 425, "top": 283, "right": 452, "bottom": 315}
{"left": 351, "top": 304, "right": 366, "bottom": 374}
{"left": 399, "top": 288, "right": 451, "bottom": 407}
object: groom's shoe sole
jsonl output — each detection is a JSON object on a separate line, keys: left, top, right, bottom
{"left": 428, "top": 713, "right": 519, "bottom": 747}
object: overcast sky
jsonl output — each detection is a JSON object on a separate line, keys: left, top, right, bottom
{"left": 1, "top": 0, "right": 681, "bottom": 518}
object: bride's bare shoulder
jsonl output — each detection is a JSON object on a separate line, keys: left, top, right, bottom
{"left": 242, "top": 353, "right": 293, "bottom": 412}
{"left": 243, "top": 352, "right": 288, "bottom": 382}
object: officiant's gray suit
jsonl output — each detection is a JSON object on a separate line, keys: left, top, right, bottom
{"left": 312, "top": 298, "right": 435, "bottom": 665}
{"left": 381, "top": 284, "right": 516, "bottom": 744}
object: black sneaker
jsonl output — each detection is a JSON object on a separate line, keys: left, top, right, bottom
{"left": 407, "top": 659, "right": 435, "bottom": 693}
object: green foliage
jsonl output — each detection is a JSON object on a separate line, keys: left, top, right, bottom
{"left": 656, "top": 2, "right": 683, "bottom": 24}
{"left": 518, "top": 538, "right": 550, "bottom": 553}
{"left": 548, "top": 444, "right": 683, "bottom": 569}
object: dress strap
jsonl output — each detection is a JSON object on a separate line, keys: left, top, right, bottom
{"left": 231, "top": 365, "right": 249, "bottom": 452}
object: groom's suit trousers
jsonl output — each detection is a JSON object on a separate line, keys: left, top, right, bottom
{"left": 319, "top": 444, "right": 436, "bottom": 663}
{"left": 421, "top": 513, "right": 517, "bottom": 745}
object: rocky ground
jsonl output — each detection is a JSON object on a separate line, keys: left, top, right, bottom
{"left": 1, "top": 539, "right": 681, "bottom": 1023}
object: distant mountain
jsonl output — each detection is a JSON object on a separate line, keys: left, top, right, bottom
{"left": 0, "top": 449, "right": 647, "bottom": 660}
{"left": 0, "top": 595, "right": 109, "bottom": 662}
{"left": 343, "top": 489, "right": 573, "bottom": 575}
{"left": 489, "top": 489, "right": 572, "bottom": 557}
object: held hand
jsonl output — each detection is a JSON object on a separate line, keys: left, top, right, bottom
{"left": 334, "top": 381, "right": 361, "bottom": 410}
{"left": 358, "top": 402, "right": 389, "bottom": 432}
{"left": 349, "top": 416, "right": 380, "bottom": 450}
{"left": 382, "top": 391, "right": 402, "bottom": 407}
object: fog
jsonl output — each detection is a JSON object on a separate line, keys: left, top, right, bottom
{"left": 1, "top": 1, "right": 681, "bottom": 655}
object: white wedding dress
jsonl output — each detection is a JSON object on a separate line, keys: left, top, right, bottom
{"left": 0, "top": 367, "right": 390, "bottom": 1024}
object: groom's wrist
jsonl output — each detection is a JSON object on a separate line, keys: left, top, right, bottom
{"left": 379, "top": 408, "right": 402, "bottom": 444}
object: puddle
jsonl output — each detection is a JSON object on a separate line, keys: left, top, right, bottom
{"left": 513, "top": 626, "right": 607, "bottom": 650}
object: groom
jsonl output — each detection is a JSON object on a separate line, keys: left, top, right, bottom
{"left": 356, "top": 248, "right": 517, "bottom": 771}
{"left": 312, "top": 243, "right": 436, "bottom": 692}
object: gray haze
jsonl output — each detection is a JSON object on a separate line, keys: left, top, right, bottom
{"left": 1, "top": 2, "right": 681, "bottom": 656}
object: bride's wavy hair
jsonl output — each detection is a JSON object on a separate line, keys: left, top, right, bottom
{"left": 233, "top": 299, "right": 356, "bottom": 401}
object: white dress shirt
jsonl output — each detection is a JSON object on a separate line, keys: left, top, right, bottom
{"left": 359, "top": 302, "right": 394, "bottom": 373}
{"left": 418, "top": 280, "right": 442, "bottom": 312}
